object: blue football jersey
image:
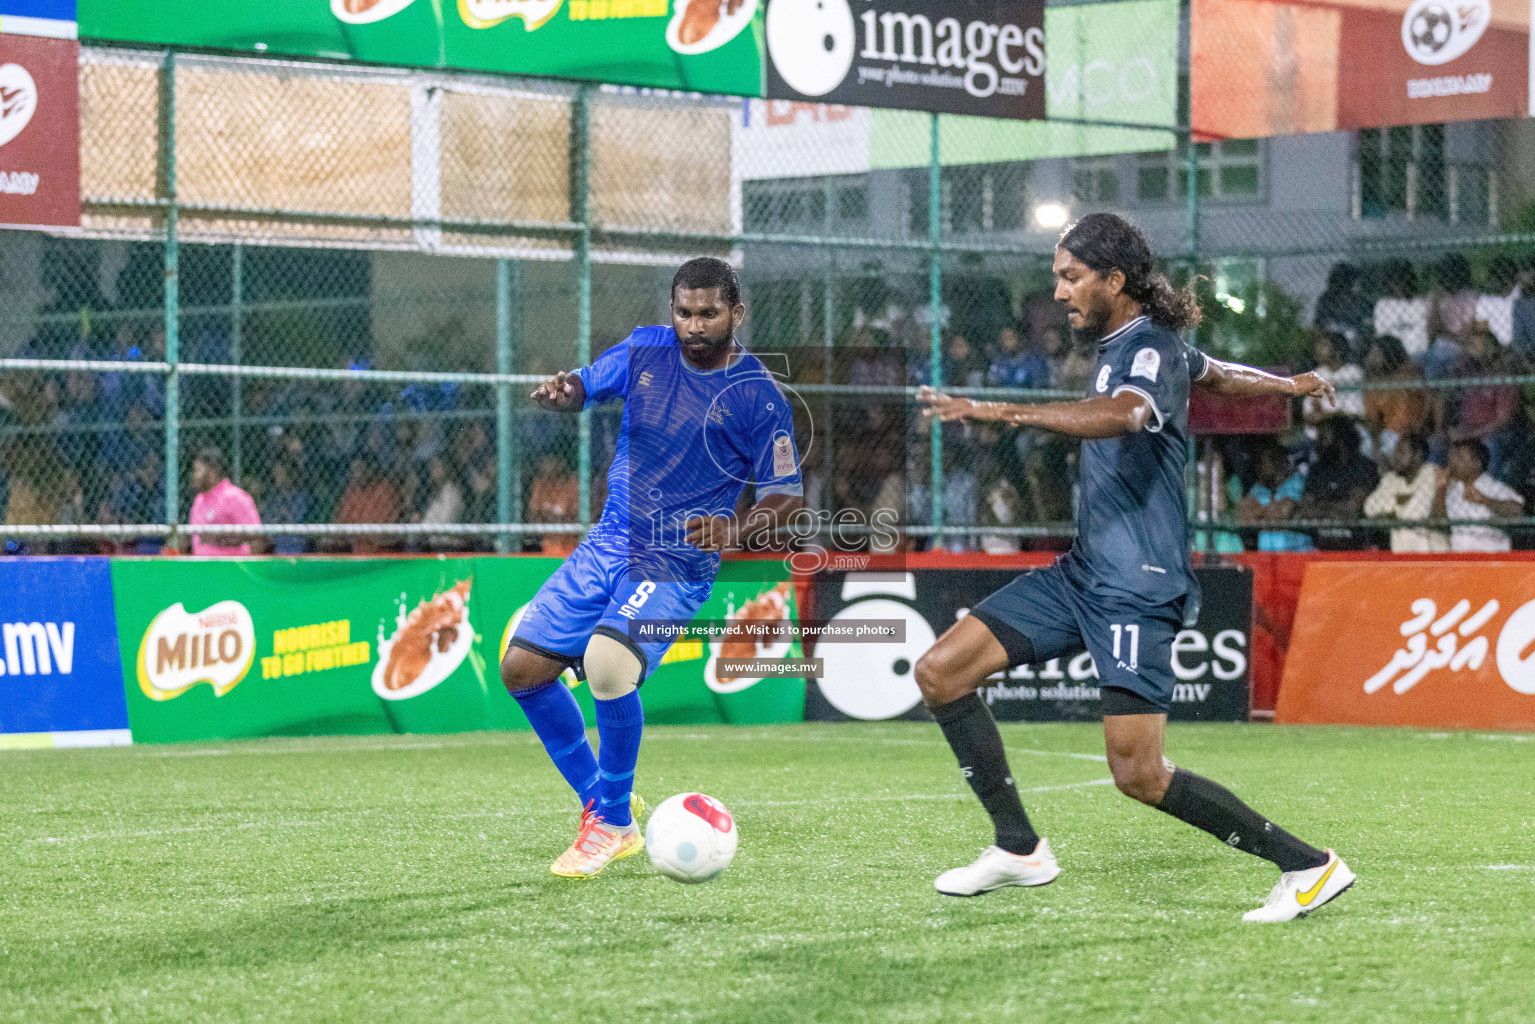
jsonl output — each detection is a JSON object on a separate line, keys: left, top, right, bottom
{"left": 1062, "top": 315, "right": 1209, "bottom": 614}
{"left": 575, "top": 326, "right": 803, "bottom": 581}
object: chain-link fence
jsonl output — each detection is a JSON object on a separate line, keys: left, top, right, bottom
{"left": 3, "top": 33, "right": 1535, "bottom": 557}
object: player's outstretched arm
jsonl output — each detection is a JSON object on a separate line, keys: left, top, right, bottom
{"left": 917, "top": 386, "right": 1154, "bottom": 440}
{"left": 685, "top": 494, "right": 803, "bottom": 553}
{"left": 1194, "top": 356, "right": 1335, "bottom": 405}
{"left": 530, "top": 370, "right": 586, "bottom": 413}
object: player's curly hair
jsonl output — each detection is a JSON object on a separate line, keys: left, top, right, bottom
{"left": 1059, "top": 213, "right": 1202, "bottom": 332}
{"left": 672, "top": 256, "right": 741, "bottom": 308}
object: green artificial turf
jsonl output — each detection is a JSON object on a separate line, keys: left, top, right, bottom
{"left": 3, "top": 722, "right": 1533, "bottom": 1023}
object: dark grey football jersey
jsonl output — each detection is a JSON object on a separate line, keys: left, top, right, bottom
{"left": 1060, "top": 315, "right": 1209, "bottom": 615}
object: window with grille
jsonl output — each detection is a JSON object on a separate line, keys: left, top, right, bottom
{"left": 1355, "top": 123, "right": 1493, "bottom": 225}
{"left": 1135, "top": 139, "right": 1263, "bottom": 204}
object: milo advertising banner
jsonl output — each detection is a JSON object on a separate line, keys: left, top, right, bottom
{"left": 110, "top": 556, "right": 804, "bottom": 744}
{"left": 78, "top": 0, "right": 764, "bottom": 96}
{"left": 459, "top": 557, "right": 806, "bottom": 728}
{"left": 113, "top": 557, "right": 490, "bottom": 742}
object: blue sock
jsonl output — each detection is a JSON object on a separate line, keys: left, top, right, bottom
{"left": 593, "top": 691, "right": 644, "bottom": 827}
{"left": 511, "top": 681, "right": 599, "bottom": 811}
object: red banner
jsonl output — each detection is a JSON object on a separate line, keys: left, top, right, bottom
{"left": 0, "top": 32, "right": 80, "bottom": 228}
{"left": 1277, "top": 562, "right": 1535, "bottom": 729}
{"left": 1192, "top": 0, "right": 1530, "bottom": 138}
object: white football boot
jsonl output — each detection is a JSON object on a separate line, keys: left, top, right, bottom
{"left": 1242, "top": 849, "right": 1356, "bottom": 922}
{"left": 935, "top": 839, "right": 1061, "bottom": 897}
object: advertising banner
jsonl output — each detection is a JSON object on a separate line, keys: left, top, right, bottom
{"left": 78, "top": 0, "right": 764, "bottom": 96}
{"left": 1276, "top": 562, "right": 1535, "bottom": 730}
{"left": 476, "top": 557, "right": 807, "bottom": 728}
{"left": 112, "top": 557, "right": 487, "bottom": 743}
{"left": 806, "top": 566, "right": 1251, "bottom": 723}
{"left": 764, "top": 0, "right": 1045, "bottom": 119}
{"left": 0, "top": 1, "right": 80, "bottom": 228}
{"left": 80, "top": 0, "right": 1074, "bottom": 123}
{"left": 1191, "top": 0, "right": 1530, "bottom": 138}
{"left": 108, "top": 556, "right": 806, "bottom": 744}
{"left": 0, "top": 558, "right": 130, "bottom": 748}
{"left": 735, "top": 0, "right": 1177, "bottom": 179}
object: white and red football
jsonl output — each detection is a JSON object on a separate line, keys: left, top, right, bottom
{"left": 645, "top": 792, "right": 738, "bottom": 883}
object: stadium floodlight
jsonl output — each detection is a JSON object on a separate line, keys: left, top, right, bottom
{"left": 1033, "top": 202, "right": 1070, "bottom": 230}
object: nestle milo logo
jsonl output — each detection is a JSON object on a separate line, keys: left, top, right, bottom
{"left": 136, "top": 601, "right": 256, "bottom": 701}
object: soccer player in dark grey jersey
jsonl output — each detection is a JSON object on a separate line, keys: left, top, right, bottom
{"left": 914, "top": 214, "right": 1355, "bottom": 922}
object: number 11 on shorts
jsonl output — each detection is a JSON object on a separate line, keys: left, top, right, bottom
{"left": 1110, "top": 623, "right": 1139, "bottom": 670}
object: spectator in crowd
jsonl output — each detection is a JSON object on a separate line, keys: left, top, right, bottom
{"left": 52, "top": 466, "right": 98, "bottom": 555}
{"left": 1430, "top": 252, "right": 1480, "bottom": 342}
{"left": 527, "top": 452, "right": 580, "bottom": 557}
{"left": 416, "top": 455, "right": 465, "bottom": 552}
{"left": 54, "top": 367, "right": 105, "bottom": 484}
{"left": 2, "top": 472, "right": 54, "bottom": 553}
{"left": 1374, "top": 260, "right": 1430, "bottom": 357}
{"left": 903, "top": 428, "right": 978, "bottom": 552}
{"left": 464, "top": 462, "right": 497, "bottom": 544}
{"left": 1512, "top": 258, "right": 1535, "bottom": 363}
{"left": 139, "top": 328, "right": 167, "bottom": 415}
{"left": 1362, "top": 334, "right": 1430, "bottom": 461}
{"left": 1301, "top": 330, "right": 1364, "bottom": 439}
{"left": 450, "top": 421, "right": 493, "bottom": 478}
{"left": 1019, "top": 440, "right": 1075, "bottom": 551}
{"left": 261, "top": 459, "right": 312, "bottom": 556}
{"left": 1476, "top": 255, "right": 1521, "bottom": 347}
{"left": 1313, "top": 262, "right": 1372, "bottom": 346}
{"left": 976, "top": 450, "right": 1025, "bottom": 555}
{"left": 186, "top": 446, "right": 261, "bottom": 556}
{"left": 986, "top": 324, "right": 1050, "bottom": 389}
{"left": 100, "top": 323, "right": 143, "bottom": 416}
{"left": 1235, "top": 439, "right": 1311, "bottom": 551}
{"left": 335, "top": 456, "right": 401, "bottom": 554}
{"left": 940, "top": 332, "right": 985, "bottom": 390}
{"left": 1437, "top": 439, "right": 1523, "bottom": 552}
{"left": 1451, "top": 321, "right": 1520, "bottom": 478}
{"left": 1363, "top": 433, "right": 1447, "bottom": 552}
{"left": 1041, "top": 325, "right": 1094, "bottom": 393}
{"left": 848, "top": 328, "right": 906, "bottom": 389}
{"left": 1300, "top": 415, "right": 1380, "bottom": 549}
{"left": 102, "top": 451, "right": 166, "bottom": 555}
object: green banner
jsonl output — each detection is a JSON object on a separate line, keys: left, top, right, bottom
{"left": 78, "top": 0, "right": 764, "bottom": 96}
{"left": 110, "top": 556, "right": 804, "bottom": 744}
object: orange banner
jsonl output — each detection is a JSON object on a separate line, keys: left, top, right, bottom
{"left": 1277, "top": 562, "right": 1535, "bottom": 729}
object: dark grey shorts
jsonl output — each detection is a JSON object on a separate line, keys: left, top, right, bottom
{"left": 968, "top": 562, "right": 1183, "bottom": 714}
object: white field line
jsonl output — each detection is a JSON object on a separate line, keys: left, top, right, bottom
{"left": 149, "top": 741, "right": 453, "bottom": 757}
{"left": 1478, "top": 865, "right": 1535, "bottom": 871}
{"left": 26, "top": 780, "right": 1114, "bottom": 844}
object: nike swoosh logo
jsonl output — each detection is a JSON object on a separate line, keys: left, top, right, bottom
{"left": 1296, "top": 858, "right": 1338, "bottom": 906}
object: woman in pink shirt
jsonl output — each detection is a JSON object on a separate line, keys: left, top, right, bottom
{"left": 188, "top": 447, "right": 261, "bottom": 555}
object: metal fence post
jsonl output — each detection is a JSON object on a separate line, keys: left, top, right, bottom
{"left": 161, "top": 51, "right": 180, "bottom": 536}
{"left": 573, "top": 85, "right": 592, "bottom": 528}
{"left": 230, "top": 240, "right": 243, "bottom": 484}
{"left": 822, "top": 179, "right": 835, "bottom": 515}
{"left": 928, "top": 112, "right": 943, "bottom": 548}
{"left": 495, "top": 257, "right": 520, "bottom": 553}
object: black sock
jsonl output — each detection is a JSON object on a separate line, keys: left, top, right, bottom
{"left": 1156, "top": 768, "right": 1329, "bottom": 872}
{"left": 931, "top": 693, "right": 1039, "bottom": 856}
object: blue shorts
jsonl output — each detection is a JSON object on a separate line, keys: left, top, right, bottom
{"left": 509, "top": 538, "right": 713, "bottom": 680}
{"left": 969, "top": 562, "right": 1184, "bottom": 713}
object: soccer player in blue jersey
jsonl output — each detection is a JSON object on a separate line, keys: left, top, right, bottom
{"left": 501, "top": 257, "right": 803, "bottom": 880}
{"left": 915, "top": 214, "right": 1355, "bottom": 922}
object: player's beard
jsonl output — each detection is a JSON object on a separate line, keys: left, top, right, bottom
{"left": 680, "top": 330, "right": 736, "bottom": 364}
{"left": 1073, "top": 292, "right": 1115, "bottom": 344}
